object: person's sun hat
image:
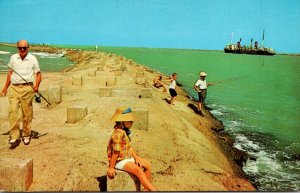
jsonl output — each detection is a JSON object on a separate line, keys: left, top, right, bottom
{"left": 199, "top": 72, "right": 207, "bottom": 77}
{"left": 110, "top": 107, "right": 136, "bottom": 122}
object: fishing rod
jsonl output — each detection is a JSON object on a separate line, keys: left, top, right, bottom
{"left": 211, "top": 76, "right": 249, "bottom": 85}
{"left": 0, "top": 60, "right": 51, "bottom": 106}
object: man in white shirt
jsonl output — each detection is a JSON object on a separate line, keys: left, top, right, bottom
{"left": 1, "top": 40, "right": 42, "bottom": 146}
{"left": 193, "top": 71, "right": 213, "bottom": 116}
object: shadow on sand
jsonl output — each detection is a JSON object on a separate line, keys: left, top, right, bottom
{"left": 97, "top": 175, "right": 107, "bottom": 191}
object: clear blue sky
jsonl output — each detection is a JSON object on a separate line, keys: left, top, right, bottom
{"left": 1, "top": 0, "right": 299, "bottom": 53}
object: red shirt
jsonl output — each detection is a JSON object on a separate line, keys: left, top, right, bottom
{"left": 107, "top": 128, "right": 131, "bottom": 162}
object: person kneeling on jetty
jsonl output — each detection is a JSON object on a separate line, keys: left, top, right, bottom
{"left": 153, "top": 75, "right": 167, "bottom": 92}
{"left": 107, "top": 107, "right": 157, "bottom": 191}
{"left": 193, "top": 71, "right": 213, "bottom": 116}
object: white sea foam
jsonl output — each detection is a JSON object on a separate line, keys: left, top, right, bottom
{"left": 234, "top": 134, "right": 261, "bottom": 151}
{"left": 234, "top": 144, "right": 243, "bottom": 151}
{"left": 210, "top": 109, "right": 224, "bottom": 116}
{"left": 31, "top": 52, "right": 64, "bottom": 58}
{"left": 245, "top": 153, "right": 300, "bottom": 191}
{"left": 0, "top": 51, "right": 10, "bottom": 54}
{"left": 207, "top": 102, "right": 299, "bottom": 190}
{"left": 202, "top": 94, "right": 300, "bottom": 190}
{"left": 229, "top": 120, "right": 241, "bottom": 127}
{"left": 244, "top": 150, "right": 282, "bottom": 173}
{"left": 232, "top": 131, "right": 300, "bottom": 190}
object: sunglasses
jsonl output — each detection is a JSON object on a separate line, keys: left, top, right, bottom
{"left": 18, "top": 47, "right": 28, "bottom": 51}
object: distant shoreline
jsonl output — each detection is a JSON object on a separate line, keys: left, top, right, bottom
{"left": 1, "top": 42, "right": 299, "bottom": 56}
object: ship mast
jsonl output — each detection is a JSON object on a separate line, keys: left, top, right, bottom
{"left": 229, "top": 32, "right": 234, "bottom": 44}
{"left": 262, "top": 29, "right": 265, "bottom": 48}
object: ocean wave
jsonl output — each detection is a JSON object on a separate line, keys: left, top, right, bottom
{"left": 245, "top": 154, "right": 300, "bottom": 191}
{"left": 234, "top": 134, "right": 261, "bottom": 152}
{"left": 241, "top": 139, "right": 300, "bottom": 191}
{"left": 0, "top": 51, "right": 10, "bottom": 54}
{"left": 31, "top": 52, "right": 64, "bottom": 58}
{"left": 209, "top": 103, "right": 247, "bottom": 114}
{"left": 244, "top": 150, "right": 282, "bottom": 175}
{"left": 210, "top": 109, "right": 225, "bottom": 116}
{"left": 206, "top": 100, "right": 300, "bottom": 190}
{"left": 229, "top": 120, "right": 242, "bottom": 127}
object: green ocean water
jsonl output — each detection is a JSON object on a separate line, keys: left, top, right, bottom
{"left": 0, "top": 44, "right": 73, "bottom": 72}
{"left": 94, "top": 47, "right": 300, "bottom": 142}
{"left": 1, "top": 44, "right": 299, "bottom": 190}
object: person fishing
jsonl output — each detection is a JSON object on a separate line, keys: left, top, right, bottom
{"left": 1, "top": 40, "right": 42, "bottom": 146}
{"left": 167, "top": 73, "right": 178, "bottom": 105}
{"left": 107, "top": 107, "right": 157, "bottom": 191}
{"left": 193, "top": 71, "right": 213, "bottom": 116}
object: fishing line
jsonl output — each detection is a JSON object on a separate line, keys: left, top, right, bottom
{"left": 0, "top": 59, "right": 51, "bottom": 106}
{"left": 211, "top": 75, "right": 249, "bottom": 86}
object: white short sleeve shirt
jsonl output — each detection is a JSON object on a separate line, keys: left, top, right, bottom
{"left": 169, "top": 79, "right": 176, "bottom": 89}
{"left": 8, "top": 53, "right": 40, "bottom": 84}
{"left": 195, "top": 79, "right": 207, "bottom": 90}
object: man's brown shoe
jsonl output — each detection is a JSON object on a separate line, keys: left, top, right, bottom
{"left": 23, "top": 136, "right": 31, "bottom": 145}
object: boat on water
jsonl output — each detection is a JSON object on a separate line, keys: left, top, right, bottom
{"left": 224, "top": 31, "right": 276, "bottom": 56}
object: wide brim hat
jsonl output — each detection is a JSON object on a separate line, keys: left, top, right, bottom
{"left": 110, "top": 107, "right": 136, "bottom": 122}
{"left": 199, "top": 72, "right": 207, "bottom": 76}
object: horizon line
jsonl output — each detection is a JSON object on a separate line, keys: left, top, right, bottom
{"left": 1, "top": 42, "right": 299, "bottom": 55}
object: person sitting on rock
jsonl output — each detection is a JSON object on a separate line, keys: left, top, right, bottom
{"left": 153, "top": 75, "right": 167, "bottom": 92}
{"left": 107, "top": 107, "right": 157, "bottom": 191}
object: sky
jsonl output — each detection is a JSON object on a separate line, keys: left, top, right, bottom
{"left": 0, "top": 0, "right": 299, "bottom": 53}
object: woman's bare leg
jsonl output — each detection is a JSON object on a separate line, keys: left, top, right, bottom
{"left": 138, "top": 157, "right": 152, "bottom": 182}
{"left": 123, "top": 162, "right": 157, "bottom": 191}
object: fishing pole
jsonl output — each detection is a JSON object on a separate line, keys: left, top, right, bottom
{"left": 211, "top": 76, "right": 249, "bottom": 85}
{"left": 0, "top": 60, "right": 51, "bottom": 106}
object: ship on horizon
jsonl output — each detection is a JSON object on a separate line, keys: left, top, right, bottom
{"left": 224, "top": 31, "right": 276, "bottom": 56}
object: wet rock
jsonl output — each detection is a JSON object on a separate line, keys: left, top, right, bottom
{"left": 218, "top": 133, "right": 235, "bottom": 146}
{"left": 231, "top": 148, "right": 249, "bottom": 167}
{"left": 211, "top": 127, "right": 224, "bottom": 132}
{"left": 292, "top": 154, "right": 300, "bottom": 161}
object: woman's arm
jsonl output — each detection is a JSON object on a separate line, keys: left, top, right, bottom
{"left": 107, "top": 151, "right": 119, "bottom": 179}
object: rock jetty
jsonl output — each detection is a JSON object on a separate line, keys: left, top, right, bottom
{"left": 0, "top": 44, "right": 255, "bottom": 191}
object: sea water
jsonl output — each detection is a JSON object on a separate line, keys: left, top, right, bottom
{"left": 0, "top": 44, "right": 73, "bottom": 72}
{"left": 94, "top": 47, "right": 300, "bottom": 191}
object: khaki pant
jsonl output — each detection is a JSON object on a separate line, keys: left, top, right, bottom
{"left": 8, "top": 84, "right": 34, "bottom": 140}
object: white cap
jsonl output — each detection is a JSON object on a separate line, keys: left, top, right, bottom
{"left": 199, "top": 72, "right": 207, "bottom": 76}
